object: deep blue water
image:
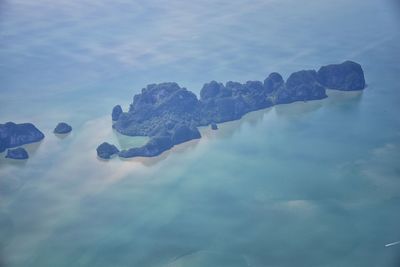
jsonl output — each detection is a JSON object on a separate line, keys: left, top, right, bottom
{"left": 0, "top": 0, "right": 400, "bottom": 266}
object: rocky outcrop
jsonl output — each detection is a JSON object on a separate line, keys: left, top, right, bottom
{"left": 0, "top": 122, "right": 45, "bottom": 153}
{"left": 200, "top": 81, "right": 230, "bottom": 100}
{"left": 104, "top": 61, "right": 365, "bottom": 158}
{"left": 119, "top": 136, "right": 174, "bottom": 158}
{"left": 113, "top": 83, "right": 200, "bottom": 136}
{"left": 275, "top": 70, "right": 327, "bottom": 104}
{"left": 264, "top": 72, "right": 284, "bottom": 94}
{"left": 96, "top": 142, "right": 120, "bottom": 159}
{"left": 54, "top": 122, "right": 72, "bottom": 134}
{"left": 200, "top": 93, "right": 248, "bottom": 124}
{"left": 317, "top": 61, "right": 366, "bottom": 90}
{"left": 112, "top": 105, "right": 123, "bottom": 121}
{"left": 119, "top": 124, "right": 201, "bottom": 158}
{"left": 171, "top": 124, "right": 201, "bottom": 145}
{"left": 5, "top": 147, "right": 29, "bottom": 160}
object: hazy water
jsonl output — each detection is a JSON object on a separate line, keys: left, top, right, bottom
{"left": 1, "top": 0, "right": 400, "bottom": 266}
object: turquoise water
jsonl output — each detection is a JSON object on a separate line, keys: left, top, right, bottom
{"left": 1, "top": 0, "right": 400, "bottom": 266}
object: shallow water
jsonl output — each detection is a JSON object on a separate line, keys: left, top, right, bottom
{"left": 1, "top": 0, "right": 400, "bottom": 266}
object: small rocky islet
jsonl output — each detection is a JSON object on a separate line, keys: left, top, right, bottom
{"left": 98, "top": 60, "right": 366, "bottom": 159}
{"left": 1, "top": 122, "right": 72, "bottom": 160}
{"left": 6, "top": 147, "right": 29, "bottom": 160}
{"left": 96, "top": 142, "right": 120, "bottom": 159}
{"left": 0, "top": 122, "right": 45, "bottom": 156}
{"left": 54, "top": 122, "right": 72, "bottom": 134}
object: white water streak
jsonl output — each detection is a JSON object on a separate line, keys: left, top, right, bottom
{"left": 385, "top": 241, "right": 400, "bottom": 247}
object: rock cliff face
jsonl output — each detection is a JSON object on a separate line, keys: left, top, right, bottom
{"left": 105, "top": 61, "right": 365, "bottom": 159}
{"left": 0, "top": 122, "right": 45, "bottom": 153}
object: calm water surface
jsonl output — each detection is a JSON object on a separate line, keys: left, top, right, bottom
{"left": 0, "top": 0, "right": 400, "bottom": 266}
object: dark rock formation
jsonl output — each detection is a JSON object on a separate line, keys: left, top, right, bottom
{"left": 96, "top": 142, "right": 119, "bottom": 159}
{"left": 112, "top": 105, "right": 123, "bottom": 121}
{"left": 200, "top": 93, "right": 248, "bottom": 124}
{"left": 247, "top": 80, "right": 274, "bottom": 109}
{"left": 264, "top": 72, "right": 284, "bottom": 94}
{"left": 113, "top": 83, "right": 200, "bottom": 136}
{"left": 54, "top": 122, "right": 72, "bottom": 134}
{"left": 103, "top": 61, "right": 365, "bottom": 158}
{"left": 211, "top": 123, "right": 218, "bottom": 130}
{"left": 5, "top": 147, "right": 29, "bottom": 160}
{"left": 275, "top": 70, "right": 327, "bottom": 104}
{"left": 171, "top": 124, "right": 201, "bottom": 145}
{"left": 200, "top": 81, "right": 231, "bottom": 100}
{"left": 317, "top": 61, "right": 366, "bottom": 90}
{"left": 119, "top": 124, "right": 201, "bottom": 158}
{"left": 119, "top": 136, "right": 173, "bottom": 158}
{"left": 0, "top": 122, "right": 45, "bottom": 153}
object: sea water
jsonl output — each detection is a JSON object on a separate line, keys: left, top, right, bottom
{"left": 0, "top": 0, "right": 399, "bottom": 266}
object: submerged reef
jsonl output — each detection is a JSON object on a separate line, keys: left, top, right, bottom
{"left": 54, "top": 122, "right": 72, "bottom": 134}
{"left": 0, "top": 122, "right": 45, "bottom": 153}
{"left": 101, "top": 60, "right": 365, "bottom": 159}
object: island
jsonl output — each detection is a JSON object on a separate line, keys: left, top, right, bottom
{"left": 97, "top": 60, "right": 365, "bottom": 159}
{"left": 54, "top": 122, "right": 72, "bottom": 134}
{"left": 96, "top": 142, "right": 120, "bottom": 159}
{"left": 0, "top": 122, "right": 45, "bottom": 153}
{"left": 5, "top": 147, "right": 29, "bottom": 160}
